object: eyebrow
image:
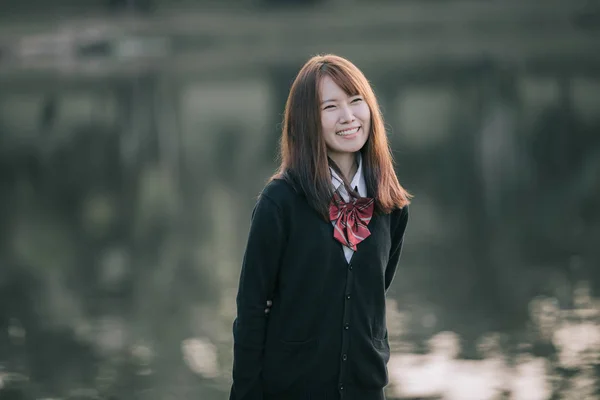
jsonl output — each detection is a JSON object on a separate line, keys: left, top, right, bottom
{"left": 321, "top": 94, "right": 361, "bottom": 105}
{"left": 321, "top": 98, "right": 337, "bottom": 105}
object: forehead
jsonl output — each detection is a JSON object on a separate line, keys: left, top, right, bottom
{"left": 319, "top": 74, "right": 359, "bottom": 99}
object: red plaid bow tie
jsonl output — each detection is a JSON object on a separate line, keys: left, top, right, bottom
{"left": 329, "top": 191, "right": 375, "bottom": 251}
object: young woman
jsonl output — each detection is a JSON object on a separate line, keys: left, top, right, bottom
{"left": 230, "top": 54, "right": 411, "bottom": 400}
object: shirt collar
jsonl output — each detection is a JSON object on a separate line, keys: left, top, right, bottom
{"left": 330, "top": 152, "right": 367, "bottom": 200}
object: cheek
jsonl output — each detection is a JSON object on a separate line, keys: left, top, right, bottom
{"left": 321, "top": 113, "right": 337, "bottom": 132}
{"left": 359, "top": 106, "right": 371, "bottom": 123}
{"left": 360, "top": 109, "right": 372, "bottom": 132}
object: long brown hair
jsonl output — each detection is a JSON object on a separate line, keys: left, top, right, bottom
{"left": 271, "top": 54, "right": 411, "bottom": 219}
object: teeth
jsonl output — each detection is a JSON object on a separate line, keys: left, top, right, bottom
{"left": 336, "top": 127, "right": 359, "bottom": 136}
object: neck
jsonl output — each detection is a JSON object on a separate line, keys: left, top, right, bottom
{"left": 330, "top": 152, "right": 358, "bottom": 182}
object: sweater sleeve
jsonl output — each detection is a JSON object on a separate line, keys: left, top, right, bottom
{"left": 384, "top": 205, "right": 409, "bottom": 292}
{"left": 230, "top": 193, "right": 285, "bottom": 400}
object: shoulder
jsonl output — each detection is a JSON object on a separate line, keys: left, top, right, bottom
{"left": 260, "top": 177, "right": 297, "bottom": 202}
{"left": 390, "top": 204, "right": 409, "bottom": 229}
{"left": 258, "top": 177, "right": 298, "bottom": 210}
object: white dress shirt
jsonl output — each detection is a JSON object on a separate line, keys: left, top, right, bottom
{"left": 330, "top": 152, "right": 367, "bottom": 264}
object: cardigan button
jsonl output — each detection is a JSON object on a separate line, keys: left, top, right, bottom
{"left": 344, "top": 323, "right": 349, "bottom": 330}
{"left": 342, "top": 354, "right": 347, "bottom": 361}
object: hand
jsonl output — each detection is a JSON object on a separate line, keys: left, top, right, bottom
{"left": 265, "top": 300, "right": 272, "bottom": 315}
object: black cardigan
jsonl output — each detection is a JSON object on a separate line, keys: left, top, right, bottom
{"left": 230, "top": 178, "right": 409, "bottom": 400}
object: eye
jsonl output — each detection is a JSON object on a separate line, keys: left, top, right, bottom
{"left": 351, "top": 97, "right": 363, "bottom": 103}
{"left": 323, "top": 105, "right": 335, "bottom": 110}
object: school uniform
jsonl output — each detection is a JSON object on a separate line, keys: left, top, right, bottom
{"left": 230, "top": 155, "right": 409, "bottom": 400}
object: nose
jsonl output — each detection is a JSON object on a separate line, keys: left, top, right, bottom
{"left": 339, "top": 105, "right": 355, "bottom": 123}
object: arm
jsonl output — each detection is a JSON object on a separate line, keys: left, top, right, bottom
{"left": 230, "top": 193, "right": 285, "bottom": 400}
{"left": 384, "top": 205, "right": 409, "bottom": 292}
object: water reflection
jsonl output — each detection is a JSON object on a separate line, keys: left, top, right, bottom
{"left": 385, "top": 282, "right": 600, "bottom": 399}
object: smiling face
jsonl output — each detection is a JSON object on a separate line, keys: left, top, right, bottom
{"left": 319, "top": 75, "right": 371, "bottom": 163}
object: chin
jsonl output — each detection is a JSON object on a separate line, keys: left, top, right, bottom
{"left": 326, "top": 134, "right": 368, "bottom": 155}
{"left": 339, "top": 140, "right": 367, "bottom": 154}
{"left": 345, "top": 145, "right": 365, "bottom": 154}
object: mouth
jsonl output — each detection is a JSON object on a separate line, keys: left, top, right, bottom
{"left": 336, "top": 126, "right": 361, "bottom": 137}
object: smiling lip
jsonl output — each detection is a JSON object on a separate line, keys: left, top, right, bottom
{"left": 336, "top": 126, "right": 361, "bottom": 136}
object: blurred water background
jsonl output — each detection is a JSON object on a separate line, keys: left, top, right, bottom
{"left": 0, "top": 0, "right": 599, "bottom": 399}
